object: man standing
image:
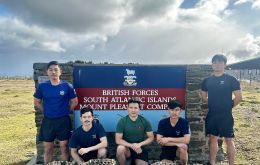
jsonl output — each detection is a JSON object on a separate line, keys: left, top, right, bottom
{"left": 34, "top": 61, "right": 78, "bottom": 164}
{"left": 115, "top": 98, "right": 154, "bottom": 165}
{"left": 201, "top": 54, "right": 242, "bottom": 165}
{"left": 157, "top": 100, "right": 190, "bottom": 165}
{"left": 69, "top": 108, "right": 107, "bottom": 164}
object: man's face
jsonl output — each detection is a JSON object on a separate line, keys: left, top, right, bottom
{"left": 212, "top": 60, "right": 226, "bottom": 73}
{"left": 80, "top": 111, "right": 93, "bottom": 126}
{"left": 169, "top": 107, "right": 181, "bottom": 119}
{"left": 47, "top": 65, "right": 61, "bottom": 80}
{"left": 127, "top": 103, "right": 140, "bottom": 118}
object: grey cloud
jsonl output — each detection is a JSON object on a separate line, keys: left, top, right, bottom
{"left": 0, "top": 0, "right": 259, "bottom": 76}
{"left": 228, "top": 34, "right": 260, "bottom": 60}
{"left": 98, "top": 20, "right": 241, "bottom": 65}
{"left": 178, "top": 0, "right": 230, "bottom": 24}
{"left": 1, "top": 0, "right": 125, "bottom": 34}
{"left": 228, "top": 50, "right": 253, "bottom": 59}
{"left": 0, "top": 17, "right": 65, "bottom": 53}
{"left": 126, "top": 0, "right": 183, "bottom": 22}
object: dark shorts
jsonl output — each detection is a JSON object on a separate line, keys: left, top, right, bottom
{"left": 205, "top": 113, "right": 234, "bottom": 138}
{"left": 80, "top": 151, "right": 98, "bottom": 162}
{"left": 39, "top": 116, "right": 72, "bottom": 142}
{"left": 129, "top": 148, "right": 148, "bottom": 162}
{"left": 160, "top": 146, "right": 177, "bottom": 161}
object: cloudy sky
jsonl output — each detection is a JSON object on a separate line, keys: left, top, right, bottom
{"left": 0, "top": 0, "right": 260, "bottom": 76}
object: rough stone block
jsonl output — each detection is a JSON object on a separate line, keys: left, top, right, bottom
{"left": 190, "top": 123, "right": 204, "bottom": 132}
{"left": 186, "top": 83, "right": 201, "bottom": 91}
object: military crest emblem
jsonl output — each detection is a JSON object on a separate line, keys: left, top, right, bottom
{"left": 123, "top": 69, "right": 137, "bottom": 86}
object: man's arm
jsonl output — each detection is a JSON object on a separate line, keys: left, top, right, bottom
{"left": 157, "top": 134, "right": 190, "bottom": 146}
{"left": 71, "top": 148, "right": 84, "bottom": 164}
{"left": 78, "top": 137, "right": 107, "bottom": 155}
{"left": 131, "top": 131, "right": 154, "bottom": 152}
{"left": 136, "top": 131, "right": 154, "bottom": 147}
{"left": 115, "top": 133, "right": 132, "bottom": 148}
{"left": 70, "top": 97, "right": 78, "bottom": 110}
{"left": 201, "top": 91, "right": 208, "bottom": 104}
{"left": 34, "top": 98, "right": 43, "bottom": 112}
{"left": 233, "top": 90, "right": 242, "bottom": 107}
{"left": 163, "top": 134, "right": 190, "bottom": 145}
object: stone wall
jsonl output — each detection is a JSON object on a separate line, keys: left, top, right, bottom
{"left": 186, "top": 65, "right": 224, "bottom": 163}
{"left": 33, "top": 63, "right": 224, "bottom": 164}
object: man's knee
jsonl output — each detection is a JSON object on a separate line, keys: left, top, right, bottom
{"left": 177, "top": 145, "right": 188, "bottom": 156}
{"left": 225, "top": 138, "right": 235, "bottom": 149}
{"left": 117, "top": 145, "right": 127, "bottom": 154}
{"left": 44, "top": 142, "right": 54, "bottom": 154}
{"left": 209, "top": 135, "right": 218, "bottom": 143}
{"left": 59, "top": 141, "right": 69, "bottom": 152}
{"left": 225, "top": 138, "right": 234, "bottom": 144}
{"left": 180, "top": 145, "right": 188, "bottom": 151}
{"left": 98, "top": 148, "right": 107, "bottom": 158}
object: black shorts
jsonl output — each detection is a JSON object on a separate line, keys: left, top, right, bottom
{"left": 205, "top": 114, "right": 234, "bottom": 138}
{"left": 39, "top": 116, "right": 72, "bottom": 142}
{"left": 80, "top": 151, "right": 98, "bottom": 162}
{"left": 160, "top": 146, "right": 177, "bottom": 161}
{"left": 129, "top": 148, "right": 148, "bottom": 162}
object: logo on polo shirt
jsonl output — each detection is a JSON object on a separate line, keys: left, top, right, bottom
{"left": 92, "top": 134, "right": 97, "bottom": 139}
{"left": 60, "top": 90, "right": 65, "bottom": 96}
{"left": 220, "top": 80, "right": 225, "bottom": 85}
{"left": 176, "top": 130, "right": 180, "bottom": 136}
{"left": 136, "top": 125, "right": 144, "bottom": 131}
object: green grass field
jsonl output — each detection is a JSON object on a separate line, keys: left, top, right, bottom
{"left": 0, "top": 79, "right": 36, "bottom": 165}
{"left": 232, "top": 82, "right": 260, "bottom": 165}
{"left": 0, "top": 79, "right": 259, "bottom": 165}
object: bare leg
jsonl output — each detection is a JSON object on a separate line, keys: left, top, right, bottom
{"left": 44, "top": 142, "right": 54, "bottom": 165}
{"left": 176, "top": 144, "right": 188, "bottom": 165}
{"left": 209, "top": 135, "right": 218, "bottom": 165}
{"left": 116, "top": 145, "right": 130, "bottom": 165}
{"left": 97, "top": 148, "right": 107, "bottom": 158}
{"left": 135, "top": 159, "right": 148, "bottom": 165}
{"left": 225, "top": 138, "right": 235, "bottom": 165}
{"left": 59, "top": 140, "right": 69, "bottom": 161}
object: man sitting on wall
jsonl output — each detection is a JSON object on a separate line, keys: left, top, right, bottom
{"left": 157, "top": 100, "right": 191, "bottom": 165}
{"left": 115, "top": 98, "right": 154, "bottom": 165}
{"left": 69, "top": 108, "right": 107, "bottom": 164}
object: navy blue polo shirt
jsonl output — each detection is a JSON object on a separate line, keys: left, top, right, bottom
{"left": 69, "top": 122, "right": 106, "bottom": 149}
{"left": 157, "top": 117, "right": 190, "bottom": 138}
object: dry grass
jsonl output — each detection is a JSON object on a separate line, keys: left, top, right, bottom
{"left": 0, "top": 79, "right": 259, "bottom": 165}
{"left": 0, "top": 79, "right": 36, "bottom": 165}
{"left": 232, "top": 81, "right": 260, "bottom": 165}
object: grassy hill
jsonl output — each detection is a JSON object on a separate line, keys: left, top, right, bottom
{"left": 0, "top": 79, "right": 259, "bottom": 165}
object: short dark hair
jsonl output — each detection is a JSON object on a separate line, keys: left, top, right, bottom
{"left": 128, "top": 98, "right": 141, "bottom": 108}
{"left": 80, "top": 107, "right": 93, "bottom": 116}
{"left": 47, "top": 61, "right": 61, "bottom": 70}
{"left": 168, "top": 100, "right": 182, "bottom": 109}
{"left": 212, "top": 54, "right": 227, "bottom": 64}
